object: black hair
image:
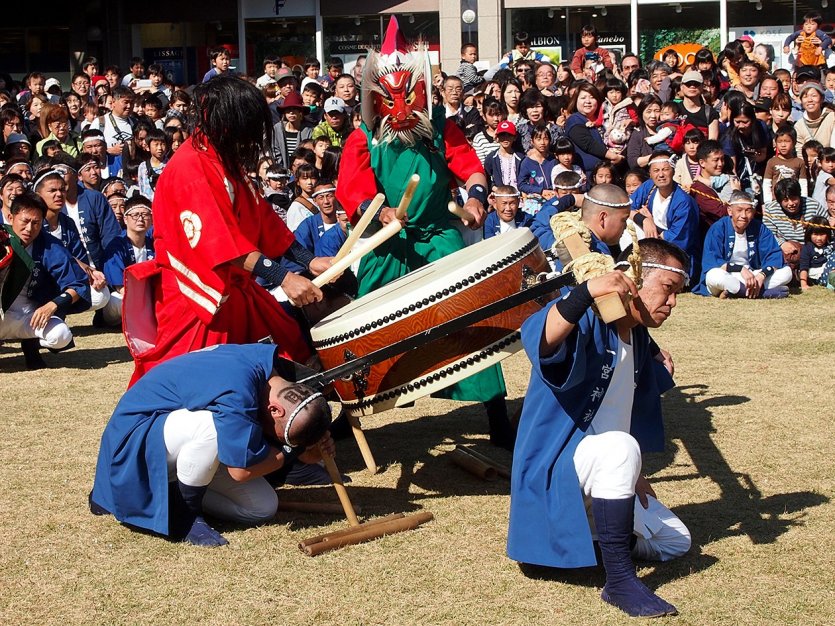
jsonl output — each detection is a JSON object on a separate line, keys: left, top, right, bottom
{"left": 804, "top": 216, "right": 831, "bottom": 242}
{"left": 553, "top": 136, "right": 575, "bottom": 156}
{"left": 292, "top": 146, "right": 316, "bottom": 167}
{"left": 514, "top": 31, "right": 530, "bottom": 45}
{"left": 191, "top": 75, "right": 273, "bottom": 186}
{"left": 142, "top": 93, "right": 163, "bottom": 110}
{"left": 147, "top": 63, "right": 163, "bottom": 76}
{"left": 636, "top": 94, "right": 663, "bottom": 130}
{"left": 774, "top": 124, "right": 798, "bottom": 143}
{"left": 693, "top": 48, "right": 717, "bottom": 70}
{"left": 774, "top": 178, "right": 801, "bottom": 202}
{"left": 624, "top": 167, "right": 649, "bottom": 185}
{"left": 49, "top": 151, "right": 81, "bottom": 172}
{"left": 209, "top": 46, "right": 230, "bottom": 61}
{"left": 146, "top": 127, "right": 170, "bottom": 149}
{"left": 10, "top": 190, "right": 47, "bottom": 217}
{"left": 481, "top": 96, "right": 506, "bottom": 117}
{"left": 519, "top": 88, "right": 546, "bottom": 119}
{"left": 304, "top": 58, "right": 321, "bottom": 71}
{"left": 124, "top": 194, "right": 152, "bottom": 213}
{"left": 591, "top": 160, "right": 619, "bottom": 186}
{"left": 803, "top": 11, "right": 823, "bottom": 25}
{"left": 320, "top": 146, "right": 342, "bottom": 181}
{"left": 530, "top": 123, "right": 551, "bottom": 142}
{"left": 605, "top": 78, "right": 627, "bottom": 97}
{"left": 820, "top": 147, "right": 835, "bottom": 162}
{"left": 683, "top": 127, "right": 706, "bottom": 145}
{"left": 461, "top": 42, "right": 477, "bottom": 54}
{"left": 581, "top": 24, "right": 597, "bottom": 37}
{"left": 295, "top": 162, "right": 319, "bottom": 180}
{"left": 327, "top": 56, "right": 343, "bottom": 70}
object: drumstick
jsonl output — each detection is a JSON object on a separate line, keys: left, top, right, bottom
{"left": 395, "top": 174, "right": 420, "bottom": 220}
{"left": 319, "top": 445, "right": 360, "bottom": 527}
{"left": 312, "top": 220, "right": 402, "bottom": 288}
{"left": 333, "top": 193, "right": 386, "bottom": 264}
{"left": 448, "top": 201, "right": 471, "bottom": 225}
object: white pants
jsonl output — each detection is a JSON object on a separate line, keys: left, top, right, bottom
{"left": 705, "top": 266, "right": 792, "bottom": 297}
{"left": 574, "top": 431, "right": 691, "bottom": 562}
{"left": 100, "top": 290, "right": 123, "bottom": 325}
{"left": 0, "top": 295, "right": 73, "bottom": 349}
{"left": 163, "top": 408, "right": 278, "bottom": 525}
{"left": 90, "top": 285, "right": 110, "bottom": 311}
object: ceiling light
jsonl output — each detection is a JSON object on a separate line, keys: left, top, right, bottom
{"left": 602, "top": 7, "right": 608, "bottom": 15}
{"left": 547, "top": 8, "right": 555, "bottom": 18}
{"left": 675, "top": 3, "right": 682, "bottom": 13}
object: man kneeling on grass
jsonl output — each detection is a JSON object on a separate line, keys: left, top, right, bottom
{"left": 90, "top": 344, "right": 334, "bottom": 546}
{"left": 696, "top": 190, "right": 792, "bottom": 299}
{"left": 508, "top": 238, "right": 692, "bottom": 618}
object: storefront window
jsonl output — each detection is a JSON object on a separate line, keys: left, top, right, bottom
{"left": 246, "top": 18, "right": 316, "bottom": 69}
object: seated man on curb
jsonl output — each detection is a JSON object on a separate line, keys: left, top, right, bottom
{"left": 0, "top": 191, "right": 90, "bottom": 369}
{"left": 90, "top": 343, "right": 334, "bottom": 547}
{"left": 696, "top": 190, "right": 792, "bottom": 299}
{"left": 763, "top": 178, "right": 828, "bottom": 271}
{"left": 508, "top": 238, "right": 692, "bottom": 619}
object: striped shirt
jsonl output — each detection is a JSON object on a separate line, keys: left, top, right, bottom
{"left": 763, "top": 198, "right": 828, "bottom": 244}
{"left": 472, "top": 131, "right": 499, "bottom": 165}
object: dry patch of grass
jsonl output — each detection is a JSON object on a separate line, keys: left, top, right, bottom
{"left": 1, "top": 289, "right": 834, "bottom": 625}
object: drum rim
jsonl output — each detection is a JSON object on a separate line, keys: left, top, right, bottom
{"left": 311, "top": 234, "right": 540, "bottom": 349}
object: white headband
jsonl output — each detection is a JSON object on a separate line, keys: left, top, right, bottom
{"left": 124, "top": 203, "right": 151, "bottom": 216}
{"left": 266, "top": 172, "right": 289, "bottom": 180}
{"left": 32, "top": 169, "right": 64, "bottom": 189}
{"left": 728, "top": 199, "right": 754, "bottom": 206}
{"left": 284, "top": 391, "right": 323, "bottom": 447}
{"left": 554, "top": 182, "right": 583, "bottom": 190}
{"left": 81, "top": 135, "right": 104, "bottom": 145}
{"left": 648, "top": 157, "right": 674, "bottom": 166}
{"left": 615, "top": 260, "right": 690, "bottom": 285}
{"left": 312, "top": 186, "right": 337, "bottom": 198}
{"left": 585, "top": 194, "right": 632, "bottom": 209}
{"left": 78, "top": 160, "right": 99, "bottom": 174}
{"left": 494, "top": 192, "right": 520, "bottom": 198}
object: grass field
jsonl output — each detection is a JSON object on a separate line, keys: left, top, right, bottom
{"left": 1, "top": 289, "right": 834, "bottom": 625}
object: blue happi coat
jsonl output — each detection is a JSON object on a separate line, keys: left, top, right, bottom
{"left": 103, "top": 234, "right": 155, "bottom": 288}
{"left": 91, "top": 343, "right": 279, "bottom": 536}
{"left": 295, "top": 213, "right": 328, "bottom": 254}
{"left": 507, "top": 303, "right": 673, "bottom": 568}
{"left": 529, "top": 195, "right": 578, "bottom": 250}
{"left": 630, "top": 180, "right": 700, "bottom": 283}
{"left": 46, "top": 212, "right": 89, "bottom": 264}
{"left": 695, "top": 216, "right": 784, "bottom": 296}
{"left": 483, "top": 210, "right": 533, "bottom": 239}
{"left": 66, "top": 184, "right": 122, "bottom": 270}
{"left": 315, "top": 223, "right": 347, "bottom": 257}
{"left": 26, "top": 230, "right": 90, "bottom": 311}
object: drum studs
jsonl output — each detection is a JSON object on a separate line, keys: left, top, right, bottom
{"left": 408, "top": 304, "right": 416, "bottom": 312}
{"left": 442, "top": 288, "right": 449, "bottom": 296}
{"left": 455, "top": 282, "right": 462, "bottom": 290}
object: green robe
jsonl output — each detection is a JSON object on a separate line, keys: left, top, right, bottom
{"left": 355, "top": 109, "right": 505, "bottom": 402}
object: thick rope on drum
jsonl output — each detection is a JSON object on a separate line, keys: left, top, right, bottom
{"left": 549, "top": 211, "right": 643, "bottom": 288}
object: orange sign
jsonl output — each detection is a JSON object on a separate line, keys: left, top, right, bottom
{"left": 654, "top": 43, "right": 710, "bottom": 72}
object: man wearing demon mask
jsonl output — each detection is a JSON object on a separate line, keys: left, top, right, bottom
{"left": 336, "top": 17, "right": 514, "bottom": 448}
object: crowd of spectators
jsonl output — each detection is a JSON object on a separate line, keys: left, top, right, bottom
{"left": 2, "top": 18, "right": 834, "bottom": 369}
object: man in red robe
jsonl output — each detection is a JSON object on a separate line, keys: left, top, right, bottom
{"left": 124, "top": 76, "right": 329, "bottom": 385}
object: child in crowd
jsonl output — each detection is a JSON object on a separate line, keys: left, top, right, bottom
{"left": 312, "top": 136, "right": 330, "bottom": 172}
{"left": 263, "top": 164, "right": 292, "bottom": 220}
{"left": 285, "top": 163, "right": 319, "bottom": 231}
{"left": 799, "top": 217, "right": 834, "bottom": 289}
{"left": 624, "top": 168, "right": 649, "bottom": 197}
{"left": 824, "top": 67, "right": 835, "bottom": 104}
{"left": 551, "top": 137, "right": 587, "bottom": 190}
{"left": 518, "top": 124, "right": 556, "bottom": 199}
{"left": 142, "top": 94, "right": 165, "bottom": 129}
{"left": 602, "top": 78, "right": 638, "bottom": 154}
{"left": 802, "top": 140, "right": 823, "bottom": 190}
{"left": 646, "top": 101, "right": 685, "bottom": 152}
{"left": 137, "top": 128, "right": 170, "bottom": 201}
{"left": 202, "top": 47, "right": 232, "bottom": 83}
{"left": 763, "top": 125, "right": 808, "bottom": 204}
{"left": 471, "top": 97, "right": 506, "bottom": 165}
{"left": 674, "top": 128, "right": 705, "bottom": 191}
{"left": 483, "top": 185, "right": 532, "bottom": 238}
{"left": 165, "top": 126, "right": 185, "bottom": 155}
{"left": 769, "top": 93, "right": 793, "bottom": 136}
{"left": 783, "top": 11, "right": 832, "bottom": 69}
{"left": 484, "top": 120, "right": 523, "bottom": 189}
{"left": 812, "top": 147, "right": 835, "bottom": 207}
{"left": 590, "top": 161, "right": 618, "bottom": 187}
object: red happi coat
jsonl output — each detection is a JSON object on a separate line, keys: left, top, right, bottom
{"left": 124, "top": 137, "right": 310, "bottom": 385}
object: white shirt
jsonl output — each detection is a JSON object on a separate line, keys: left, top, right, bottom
{"left": 499, "top": 219, "right": 518, "bottom": 234}
{"left": 589, "top": 333, "right": 635, "bottom": 435}
{"left": 729, "top": 232, "right": 749, "bottom": 267}
{"left": 90, "top": 113, "right": 133, "bottom": 148}
{"left": 133, "top": 244, "right": 148, "bottom": 264}
{"left": 651, "top": 192, "right": 672, "bottom": 230}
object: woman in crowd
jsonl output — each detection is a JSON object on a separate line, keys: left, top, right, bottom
{"left": 565, "top": 82, "right": 623, "bottom": 176}
{"left": 626, "top": 94, "right": 663, "bottom": 169}
{"left": 501, "top": 78, "right": 523, "bottom": 124}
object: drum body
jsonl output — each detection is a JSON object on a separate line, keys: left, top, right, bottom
{"left": 310, "top": 228, "right": 549, "bottom": 416}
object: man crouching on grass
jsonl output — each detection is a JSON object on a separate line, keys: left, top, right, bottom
{"left": 507, "top": 238, "right": 692, "bottom": 618}
{"left": 90, "top": 343, "right": 334, "bottom": 546}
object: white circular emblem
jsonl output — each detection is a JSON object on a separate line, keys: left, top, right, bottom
{"left": 263, "top": 259, "right": 272, "bottom": 267}
{"left": 180, "top": 210, "right": 203, "bottom": 248}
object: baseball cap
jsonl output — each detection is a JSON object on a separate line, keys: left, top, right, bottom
{"left": 753, "top": 97, "right": 772, "bottom": 112}
{"left": 324, "top": 97, "right": 347, "bottom": 114}
{"left": 738, "top": 35, "right": 754, "bottom": 44}
{"left": 44, "top": 78, "right": 61, "bottom": 91}
{"left": 681, "top": 70, "right": 703, "bottom": 85}
{"left": 5, "top": 132, "right": 30, "bottom": 147}
{"left": 496, "top": 120, "right": 517, "bottom": 136}
{"left": 275, "top": 68, "right": 298, "bottom": 85}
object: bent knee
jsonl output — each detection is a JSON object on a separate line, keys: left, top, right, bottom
{"left": 248, "top": 488, "right": 279, "bottom": 523}
{"left": 40, "top": 321, "right": 73, "bottom": 350}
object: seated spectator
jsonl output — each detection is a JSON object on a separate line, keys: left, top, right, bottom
{"left": 471, "top": 97, "right": 505, "bottom": 165}
{"left": 551, "top": 137, "right": 587, "bottom": 190}
{"left": 0, "top": 191, "right": 90, "bottom": 369}
{"left": 688, "top": 140, "right": 738, "bottom": 239}
{"left": 483, "top": 185, "right": 531, "bottom": 238}
{"left": 763, "top": 178, "right": 828, "bottom": 269}
{"left": 566, "top": 83, "right": 624, "bottom": 176}
{"left": 500, "top": 31, "right": 548, "bottom": 69}
{"left": 137, "top": 128, "right": 170, "bottom": 201}
{"left": 516, "top": 89, "right": 561, "bottom": 153}
{"left": 518, "top": 124, "right": 556, "bottom": 199}
{"left": 294, "top": 180, "right": 339, "bottom": 254}
{"left": 624, "top": 168, "right": 649, "bottom": 197}
{"left": 602, "top": 78, "right": 638, "bottom": 154}
{"left": 312, "top": 97, "right": 351, "bottom": 147}
{"left": 763, "top": 125, "right": 807, "bottom": 204}
{"left": 631, "top": 152, "right": 701, "bottom": 283}
{"left": 626, "top": 95, "right": 663, "bottom": 169}
{"left": 825, "top": 185, "right": 835, "bottom": 228}
{"left": 673, "top": 128, "right": 706, "bottom": 191}
{"left": 697, "top": 190, "right": 791, "bottom": 298}
{"left": 102, "top": 195, "right": 155, "bottom": 325}
{"left": 442, "top": 76, "right": 482, "bottom": 135}
{"left": 812, "top": 146, "right": 835, "bottom": 207}
{"left": 570, "top": 25, "right": 614, "bottom": 78}
{"left": 285, "top": 163, "right": 319, "bottom": 232}
{"left": 530, "top": 170, "right": 584, "bottom": 250}
{"left": 263, "top": 165, "right": 292, "bottom": 221}
{"left": 799, "top": 216, "right": 834, "bottom": 290}
{"left": 484, "top": 120, "right": 523, "bottom": 189}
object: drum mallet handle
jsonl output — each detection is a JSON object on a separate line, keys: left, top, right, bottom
{"left": 395, "top": 174, "right": 420, "bottom": 220}
{"left": 333, "top": 193, "right": 386, "bottom": 264}
{"left": 448, "top": 201, "right": 471, "bottom": 226}
{"left": 320, "top": 445, "right": 361, "bottom": 527}
{"left": 312, "top": 220, "right": 403, "bottom": 288}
